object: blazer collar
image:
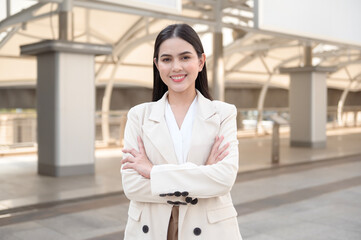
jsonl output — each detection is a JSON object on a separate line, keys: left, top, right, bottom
{"left": 195, "top": 89, "right": 217, "bottom": 120}
{"left": 148, "top": 91, "right": 168, "bottom": 123}
{"left": 149, "top": 89, "right": 216, "bottom": 123}
{"left": 143, "top": 89, "right": 217, "bottom": 165}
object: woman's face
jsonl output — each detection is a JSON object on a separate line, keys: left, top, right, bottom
{"left": 154, "top": 37, "right": 205, "bottom": 96}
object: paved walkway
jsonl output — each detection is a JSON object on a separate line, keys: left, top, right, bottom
{"left": 0, "top": 153, "right": 360, "bottom": 239}
{"left": 0, "top": 127, "right": 360, "bottom": 213}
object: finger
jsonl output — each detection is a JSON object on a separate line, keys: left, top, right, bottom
{"left": 209, "top": 136, "right": 219, "bottom": 155}
{"left": 120, "top": 157, "right": 128, "bottom": 165}
{"left": 122, "top": 148, "right": 138, "bottom": 157}
{"left": 216, "top": 150, "right": 229, "bottom": 162}
{"left": 121, "top": 156, "right": 134, "bottom": 165}
{"left": 213, "top": 135, "right": 224, "bottom": 152}
{"left": 122, "top": 162, "right": 135, "bottom": 170}
{"left": 217, "top": 142, "right": 230, "bottom": 155}
{"left": 137, "top": 136, "right": 146, "bottom": 155}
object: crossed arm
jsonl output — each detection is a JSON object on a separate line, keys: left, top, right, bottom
{"left": 120, "top": 105, "right": 238, "bottom": 203}
{"left": 121, "top": 135, "right": 229, "bottom": 179}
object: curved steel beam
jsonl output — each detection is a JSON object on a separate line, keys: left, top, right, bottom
{"left": 256, "top": 54, "right": 272, "bottom": 134}
{"left": 0, "top": 26, "right": 20, "bottom": 50}
{"left": 99, "top": 33, "right": 158, "bottom": 144}
{"left": 99, "top": 18, "right": 159, "bottom": 145}
{"left": 101, "top": 60, "right": 121, "bottom": 145}
{"left": 225, "top": 53, "right": 258, "bottom": 76}
{"left": 0, "top": 3, "right": 53, "bottom": 32}
{"left": 95, "top": 17, "right": 146, "bottom": 83}
{"left": 98, "top": 17, "right": 147, "bottom": 144}
{"left": 337, "top": 67, "right": 354, "bottom": 126}
{"left": 337, "top": 69, "right": 361, "bottom": 126}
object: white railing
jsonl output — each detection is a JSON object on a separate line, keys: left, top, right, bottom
{"left": 0, "top": 107, "right": 360, "bottom": 150}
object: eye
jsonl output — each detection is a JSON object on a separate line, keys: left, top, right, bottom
{"left": 161, "top": 58, "right": 171, "bottom": 62}
{"left": 182, "top": 55, "right": 191, "bottom": 60}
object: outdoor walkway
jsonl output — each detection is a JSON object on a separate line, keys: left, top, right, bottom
{"left": 1, "top": 127, "right": 360, "bottom": 212}
{"left": 0, "top": 150, "right": 360, "bottom": 239}
{"left": 0, "top": 128, "right": 360, "bottom": 239}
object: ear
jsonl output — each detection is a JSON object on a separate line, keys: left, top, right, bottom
{"left": 153, "top": 58, "right": 159, "bottom": 69}
{"left": 198, "top": 53, "right": 206, "bottom": 72}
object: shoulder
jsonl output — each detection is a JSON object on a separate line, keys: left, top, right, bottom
{"left": 127, "top": 102, "right": 154, "bottom": 120}
{"left": 211, "top": 100, "right": 237, "bottom": 120}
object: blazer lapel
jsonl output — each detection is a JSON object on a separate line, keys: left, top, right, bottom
{"left": 187, "top": 90, "right": 220, "bottom": 165}
{"left": 142, "top": 92, "right": 178, "bottom": 165}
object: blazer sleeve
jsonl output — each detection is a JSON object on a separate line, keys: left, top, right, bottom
{"left": 121, "top": 105, "right": 179, "bottom": 203}
{"left": 150, "top": 104, "right": 239, "bottom": 198}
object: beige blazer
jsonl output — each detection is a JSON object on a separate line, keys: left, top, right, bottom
{"left": 121, "top": 90, "right": 242, "bottom": 240}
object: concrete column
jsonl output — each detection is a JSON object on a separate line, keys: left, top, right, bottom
{"left": 212, "top": 0, "right": 224, "bottom": 101}
{"left": 6, "top": 0, "right": 11, "bottom": 17}
{"left": 212, "top": 32, "right": 225, "bottom": 101}
{"left": 59, "top": 12, "right": 73, "bottom": 41}
{"left": 59, "top": 0, "right": 74, "bottom": 41}
{"left": 354, "top": 111, "right": 358, "bottom": 127}
{"left": 21, "top": 40, "right": 112, "bottom": 176}
{"left": 280, "top": 66, "right": 336, "bottom": 148}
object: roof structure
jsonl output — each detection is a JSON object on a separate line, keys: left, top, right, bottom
{"left": 1, "top": 0, "right": 361, "bottom": 93}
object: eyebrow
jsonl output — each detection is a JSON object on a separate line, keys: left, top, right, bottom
{"left": 160, "top": 51, "right": 193, "bottom": 58}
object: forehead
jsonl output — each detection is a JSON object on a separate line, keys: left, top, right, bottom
{"left": 158, "top": 37, "right": 197, "bottom": 55}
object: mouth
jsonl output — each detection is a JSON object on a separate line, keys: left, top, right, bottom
{"left": 170, "top": 74, "right": 186, "bottom": 82}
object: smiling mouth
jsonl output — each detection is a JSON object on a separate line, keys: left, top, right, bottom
{"left": 170, "top": 75, "right": 186, "bottom": 82}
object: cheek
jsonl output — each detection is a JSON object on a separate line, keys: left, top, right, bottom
{"left": 158, "top": 65, "right": 170, "bottom": 83}
{"left": 185, "top": 62, "right": 200, "bottom": 74}
{"left": 158, "top": 64, "right": 169, "bottom": 75}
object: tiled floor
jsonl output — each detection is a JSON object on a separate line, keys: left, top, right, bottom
{"left": 235, "top": 159, "right": 361, "bottom": 240}
{"left": 0, "top": 127, "right": 360, "bottom": 212}
{"left": 0, "top": 128, "right": 360, "bottom": 239}
{"left": 0, "top": 153, "right": 360, "bottom": 239}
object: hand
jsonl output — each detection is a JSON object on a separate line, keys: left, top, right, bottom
{"left": 121, "top": 136, "right": 153, "bottom": 179}
{"left": 206, "top": 136, "right": 230, "bottom": 165}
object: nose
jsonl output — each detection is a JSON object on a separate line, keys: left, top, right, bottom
{"left": 172, "top": 59, "right": 182, "bottom": 72}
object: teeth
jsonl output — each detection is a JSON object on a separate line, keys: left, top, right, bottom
{"left": 172, "top": 75, "right": 185, "bottom": 80}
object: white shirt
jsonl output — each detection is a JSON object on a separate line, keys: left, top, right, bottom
{"left": 165, "top": 95, "right": 197, "bottom": 164}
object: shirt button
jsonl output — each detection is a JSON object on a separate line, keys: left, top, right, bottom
{"left": 142, "top": 225, "right": 149, "bottom": 233}
{"left": 191, "top": 198, "right": 198, "bottom": 205}
{"left": 181, "top": 191, "right": 189, "bottom": 197}
{"left": 193, "top": 227, "right": 201, "bottom": 236}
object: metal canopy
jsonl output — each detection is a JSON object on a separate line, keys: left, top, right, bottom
{"left": 0, "top": 0, "right": 361, "bottom": 93}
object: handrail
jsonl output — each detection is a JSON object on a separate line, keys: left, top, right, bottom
{"left": 0, "top": 107, "right": 360, "bottom": 149}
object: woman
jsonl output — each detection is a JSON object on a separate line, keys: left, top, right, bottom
{"left": 121, "top": 24, "right": 242, "bottom": 240}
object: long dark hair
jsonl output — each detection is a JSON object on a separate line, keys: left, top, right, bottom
{"left": 152, "top": 24, "right": 212, "bottom": 101}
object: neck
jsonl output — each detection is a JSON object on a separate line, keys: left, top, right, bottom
{"left": 168, "top": 89, "right": 196, "bottom": 107}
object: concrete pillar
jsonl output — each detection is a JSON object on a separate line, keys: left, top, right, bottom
{"left": 271, "top": 122, "right": 280, "bottom": 164}
{"left": 354, "top": 111, "right": 358, "bottom": 127}
{"left": 236, "top": 110, "right": 243, "bottom": 130}
{"left": 59, "top": 0, "right": 74, "bottom": 41}
{"left": 211, "top": 0, "right": 224, "bottom": 101}
{"left": 212, "top": 32, "right": 225, "bottom": 101}
{"left": 119, "top": 113, "right": 127, "bottom": 147}
{"left": 280, "top": 66, "right": 336, "bottom": 148}
{"left": 6, "top": 0, "right": 11, "bottom": 17}
{"left": 21, "top": 40, "right": 112, "bottom": 176}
